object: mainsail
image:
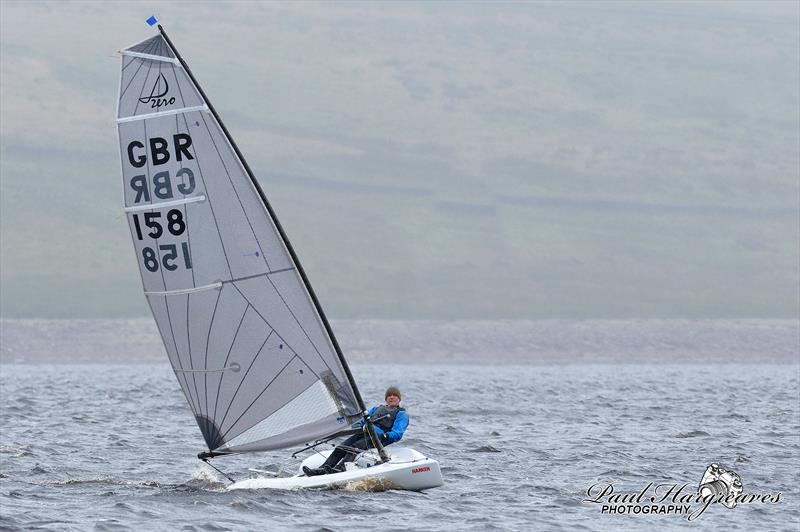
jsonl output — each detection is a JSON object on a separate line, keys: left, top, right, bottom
{"left": 116, "top": 28, "right": 365, "bottom": 454}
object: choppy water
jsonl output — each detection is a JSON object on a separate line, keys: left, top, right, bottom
{"left": 1, "top": 321, "right": 799, "bottom": 531}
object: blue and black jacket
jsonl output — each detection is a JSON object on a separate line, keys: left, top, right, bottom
{"left": 356, "top": 404, "right": 409, "bottom": 445}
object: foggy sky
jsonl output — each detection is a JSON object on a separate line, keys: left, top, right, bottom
{"left": 1, "top": 1, "right": 798, "bottom": 319}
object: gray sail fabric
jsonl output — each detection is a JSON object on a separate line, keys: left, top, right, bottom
{"left": 116, "top": 34, "right": 361, "bottom": 453}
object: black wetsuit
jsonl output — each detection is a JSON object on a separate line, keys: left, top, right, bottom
{"left": 318, "top": 404, "right": 408, "bottom": 472}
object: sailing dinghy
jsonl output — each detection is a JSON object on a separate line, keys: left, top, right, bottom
{"left": 116, "top": 23, "right": 442, "bottom": 492}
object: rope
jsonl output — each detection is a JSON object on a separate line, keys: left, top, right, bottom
{"left": 200, "top": 458, "right": 235, "bottom": 483}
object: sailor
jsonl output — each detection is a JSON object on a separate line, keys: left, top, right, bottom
{"left": 303, "top": 386, "right": 408, "bottom": 476}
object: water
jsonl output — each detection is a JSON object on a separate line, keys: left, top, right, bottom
{"left": 1, "top": 320, "right": 799, "bottom": 531}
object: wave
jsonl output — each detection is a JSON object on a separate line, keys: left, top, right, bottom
{"left": 469, "top": 445, "right": 502, "bottom": 453}
{"left": 674, "top": 430, "right": 710, "bottom": 438}
{"left": 173, "top": 466, "right": 228, "bottom": 492}
{"left": 45, "top": 478, "right": 161, "bottom": 488}
{"left": 0, "top": 444, "right": 33, "bottom": 457}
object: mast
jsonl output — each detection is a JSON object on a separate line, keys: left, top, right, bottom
{"left": 156, "top": 25, "right": 388, "bottom": 462}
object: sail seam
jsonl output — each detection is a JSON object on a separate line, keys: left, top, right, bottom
{"left": 187, "top": 291, "right": 201, "bottom": 426}
{"left": 198, "top": 113, "right": 272, "bottom": 271}
{"left": 172, "top": 100, "right": 198, "bottom": 296}
{"left": 131, "top": 52, "right": 156, "bottom": 118}
{"left": 119, "top": 38, "right": 159, "bottom": 100}
{"left": 221, "top": 274, "right": 266, "bottom": 285}
{"left": 264, "top": 274, "right": 337, "bottom": 378}
{"left": 219, "top": 364, "right": 320, "bottom": 448}
{"left": 121, "top": 37, "right": 162, "bottom": 70}
{"left": 166, "top": 255, "right": 200, "bottom": 419}
{"left": 121, "top": 55, "right": 137, "bottom": 71}
{"left": 220, "top": 271, "right": 293, "bottom": 285}
{"left": 117, "top": 105, "right": 209, "bottom": 123}
{"left": 216, "top": 354, "right": 303, "bottom": 445}
{"left": 217, "top": 272, "right": 336, "bottom": 382}
{"left": 165, "top": 290, "right": 200, "bottom": 415}
{"left": 170, "top": 65, "right": 198, "bottom": 294}
{"left": 154, "top": 298, "right": 200, "bottom": 419}
{"left": 228, "top": 281, "right": 321, "bottom": 381}
{"left": 212, "top": 303, "right": 250, "bottom": 422}
{"left": 268, "top": 267, "right": 295, "bottom": 275}
{"left": 120, "top": 35, "right": 160, "bottom": 59}
{"left": 204, "top": 287, "right": 223, "bottom": 421}
{"left": 179, "top": 113, "right": 234, "bottom": 279}
{"left": 148, "top": 296, "right": 198, "bottom": 418}
{"left": 220, "top": 281, "right": 337, "bottom": 444}
{"left": 216, "top": 330, "right": 274, "bottom": 433}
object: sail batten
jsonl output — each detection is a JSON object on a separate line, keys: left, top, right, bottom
{"left": 117, "top": 30, "right": 362, "bottom": 453}
{"left": 145, "top": 282, "right": 222, "bottom": 297}
{"left": 117, "top": 105, "right": 208, "bottom": 124}
{"left": 124, "top": 194, "right": 206, "bottom": 212}
{"left": 121, "top": 51, "right": 181, "bottom": 64}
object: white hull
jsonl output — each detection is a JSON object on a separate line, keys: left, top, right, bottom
{"left": 227, "top": 447, "right": 443, "bottom": 492}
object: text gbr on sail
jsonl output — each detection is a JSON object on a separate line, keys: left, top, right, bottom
{"left": 127, "top": 133, "right": 195, "bottom": 204}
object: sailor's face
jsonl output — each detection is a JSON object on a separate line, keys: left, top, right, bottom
{"left": 386, "top": 394, "right": 400, "bottom": 407}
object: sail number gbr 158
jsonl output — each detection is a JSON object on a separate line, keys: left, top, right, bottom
{"left": 131, "top": 210, "right": 192, "bottom": 272}
{"left": 126, "top": 134, "right": 197, "bottom": 273}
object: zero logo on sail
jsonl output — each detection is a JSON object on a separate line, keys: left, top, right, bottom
{"left": 138, "top": 72, "right": 176, "bottom": 109}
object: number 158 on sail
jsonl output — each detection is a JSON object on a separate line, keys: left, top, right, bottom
{"left": 130, "top": 209, "right": 192, "bottom": 272}
{"left": 141, "top": 243, "right": 192, "bottom": 272}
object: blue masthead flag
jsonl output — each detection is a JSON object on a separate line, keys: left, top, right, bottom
{"left": 146, "top": 16, "right": 158, "bottom": 26}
